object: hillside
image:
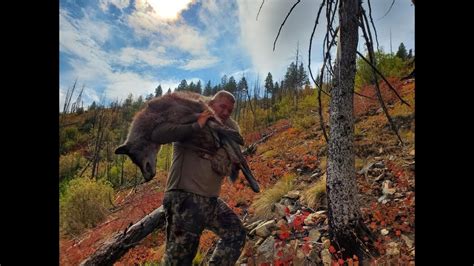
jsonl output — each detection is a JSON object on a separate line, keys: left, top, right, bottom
{"left": 59, "top": 77, "right": 414, "bottom": 265}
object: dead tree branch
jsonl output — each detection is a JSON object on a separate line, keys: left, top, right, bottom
{"left": 256, "top": 0, "right": 265, "bottom": 21}
{"left": 273, "top": 0, "right": 301, "bottom": 51}
{"left": 359, "top": 11, "right": 404, "bottom": 145}
{"left": 79, "top": 206, "right": 166, "bottom": 266}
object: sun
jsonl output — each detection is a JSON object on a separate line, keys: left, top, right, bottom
{"left": 147, "top": 0, "right": 194, "bottom": 21}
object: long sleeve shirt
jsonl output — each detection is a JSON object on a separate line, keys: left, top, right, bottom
{"left": 152, "top": 122, "right": 225, "bottom": 197}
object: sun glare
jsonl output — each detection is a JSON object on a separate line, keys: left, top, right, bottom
{"left": 147, "top": 0, "right": 194, "bottom": 21}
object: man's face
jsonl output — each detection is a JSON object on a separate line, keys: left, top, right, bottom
{"left": 210, "top": 97, "right": 234, "bottom": 122}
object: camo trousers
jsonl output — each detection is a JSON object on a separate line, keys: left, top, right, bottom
{"left": 161, "top": 190, "right": 246, "bottom": 266}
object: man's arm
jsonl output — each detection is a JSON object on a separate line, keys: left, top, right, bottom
{"left": 150, "top": 111, "right": 213, "bottom": 144}
{"left": 151, "top": 122, "right": 201, "bottom": 144}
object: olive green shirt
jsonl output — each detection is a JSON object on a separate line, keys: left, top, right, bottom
{"left": 153, "top": 122, "right": 225, "bottom": 197}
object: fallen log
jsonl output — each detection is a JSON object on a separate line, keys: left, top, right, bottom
{"left": 80, "top": 205, "right": 166, "bottom": 266}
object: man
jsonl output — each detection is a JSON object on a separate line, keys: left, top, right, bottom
{"left": 154, "top": 90, "right": 246, "bottom": 265}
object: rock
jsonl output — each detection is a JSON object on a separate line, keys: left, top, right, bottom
{"left": 279, "top": 198, "right": 294, "bottom": 207}
{"left": 283, "top": 190, "right": 301, "bottom": 199}
{"left": 401, "top": 234, "right": 414, "bottom": 249}
{"left": 394, "top": 192, "right": 404, "bottom": 198}
{"left": 369, "top": 168, "right": 384, "bottom": 177}
{"left": 386, "top": 241, "right": 400, "bottom": 256}
{"left": 378, "top": 147, "right": 384, "bottom": 154}
{"left": 374, "top": 173, "right": 385, "bottom": 182}
{"left": 293, "top": 248, "right": 306, "bottom": 265}
{"left": 378, "top": 195, "right": 390, "bottom": 204}
{"left": 409, "top": 149, "right": 415, "bottom": 156}
{"left": 273, "top": 203, "right": 287, "bottom": 218}
{"left": 254, "top": 220, "right": 276, "bottom": 238}
{"left": 304, "top": 212, "right": 326, "bottom": 226}
{"left": 357, "top": 162, "right": 374, "bottom": 175}
{"left": 308, "top": 248, "right": 322, "bottom": 265}
{"left": 373, "top": 161, "right": 385, "bottom": 168}
{"left": 380, "top": 228, "right": 389, "bottom": 235}
{"left": 382, "top": 180, "right": 396, "bottom": 195}
{"left": 256, "top": 236, "right": 275, "bottom": 263}
{"left": 389, "top": 155, "right": 395, "bottom": 160}
{"left": 322, "top": 239, "right": 331, "bottom": 249}
{"left": 307, "top": 229, "right": 321, "bottom": 242}
{"left": 276, "top": 219, "right": 287, "bottom": 228}
{"left": 321, "top": 248, "right": 332, "bottom": 265}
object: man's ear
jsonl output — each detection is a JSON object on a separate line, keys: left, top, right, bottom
{"left": 115, "top": 144, "right": 129, "bottom": 155}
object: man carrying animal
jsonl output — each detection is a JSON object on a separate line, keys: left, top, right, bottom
{"left": 154, "top": 90, "right": 246, "bottom": 266}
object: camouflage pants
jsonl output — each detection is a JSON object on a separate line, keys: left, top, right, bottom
{"left": 161, "top": 190, "right": 246, "bottom": 266}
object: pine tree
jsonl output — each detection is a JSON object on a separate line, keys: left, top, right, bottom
{"left": 226, "top": 76, "right": 237, "bottom": 94}
{"left": 407, "top": 49, "right": 413, "bottom": 60}
{"left": 155, "top": 85, "right": 163, "bottom": 97}
{"left": 195, "top": 80, "right": 202, "bottom": 94}
{"left": 396, "top": 42, "right": 408, "bottom": 60}
{"left": 203, "top": 80, "right": 212, "bottom": 96}
{"left": 176, "top": 79, "right": 188, "bottom": 91}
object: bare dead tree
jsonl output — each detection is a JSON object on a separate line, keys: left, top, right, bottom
{"left": 62, "top": 78, "right": 77, "bottom": 115}
{"left": 359, "top": 6, "right": 405, "bottom": 145}
{"left": 71, "top": 85, "right": 85, "bottom": 114}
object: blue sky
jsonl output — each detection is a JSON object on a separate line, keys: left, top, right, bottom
{"left": 60, "top": 0, "right": 414, "bottom": 110}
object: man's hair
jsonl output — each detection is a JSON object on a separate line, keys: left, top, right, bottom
{"left": 211, "top": 90, "right": 235, "bottom": 104}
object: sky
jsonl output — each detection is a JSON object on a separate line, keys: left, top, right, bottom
{"left": 59, "top": 0, "right": 414, "bottom": 111}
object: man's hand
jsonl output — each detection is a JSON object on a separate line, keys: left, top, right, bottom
{"left": 197, "top": 110, "right": 214, "bottom": 128}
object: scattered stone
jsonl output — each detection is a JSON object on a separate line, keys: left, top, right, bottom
{"left": 273, "top": 203, "right": 287, "bottom": 218}
{"left": 256, "top": 236, "right": 275, "bottom": 263}
{"left": 293, "top": 248, "right": 306, "bottom": 265}
{"left": 401, "top": 234, "right": 414, "bottom": 249}
{"left": 307, "top": 229, "right": 321, "bottom": 242}
{"left": 381, "top": 228, "right": 389, "bottom": 235}
{"left": 374, "top": 173, "right": 385, "bottom": 182}
{"left": 386, "top": 241, "right": 400, "bottom": 256}
{"left": 322, "top": 239, "right": 331, "bottom": 249}
{"left": 382, "top": 180, "right": 396, "bottom": 195}
{"left": 378, "top": 195, "right": 390, "bottom": 204}
{"left": 304, "top": 211, "right": 326, "bottom": 226}
{"left": 373, "top": 161, "right": 385, "bottom": 168}
{"left": 357, "top": 162, "right": 374, "bottom": 176}
{"left": 254, "top": 220, "right": 276, "bottom": 238}
{"left": 308, "top": 248, "right": 322, "bottom": 264}
{"left": 321, "top": 248, "right": 332, "bottom": 265}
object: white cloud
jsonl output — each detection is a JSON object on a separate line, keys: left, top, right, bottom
{"left": 117, "top": 46, "right": 176, "bottom": 66}
{"left": 180, "top": 56, "right": 220, "bottom": 70}
{"left": 99, "top": 0, "right": 130, "bottom": 11}
{"left": 105, "top": 71, "right": 161, "bottom": 100}
{"left": 126, "top": 0, "right": 219, "bottom": 69}
{"left": 147, "top": 0, "right": 195, "bottom": 20}
{"left": 60, "top": 9, "right": 171, "bottom": 107}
